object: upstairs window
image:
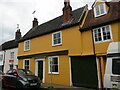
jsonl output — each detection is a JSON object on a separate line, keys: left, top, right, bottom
{"left": 52, "top": 31, "right": 62, "bottom": 46}
{"left": 24, "top": 40, "right": 30, "bottom": 51}
{"left": 93, "top": 25, "right": 112, "bottom": 43}
{"left": 94, "top": 3, "right": 107, "bottom": 17}
{"left": 0, "top": 55, "right": 3, "bottom": 61}
{"left": 48, "top": 56, "right": 59, "bottom": 74}
{"left": 10, "top": 52, "right": 14, "bottom": 60}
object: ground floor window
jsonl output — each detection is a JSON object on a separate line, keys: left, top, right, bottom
{"left": 48, "top": 56, "right": 59, "bottom": 74}
{"left": 9, "top": 64, "right": 14, "bottom": 69}
{"left": 24, "top": 59, "right": 30, "bottom": 70}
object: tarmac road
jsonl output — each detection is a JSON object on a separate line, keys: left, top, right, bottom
{"left": 0, "top": 80, "right": 49, "bottom": 90}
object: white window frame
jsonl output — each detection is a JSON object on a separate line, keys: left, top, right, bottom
{"left": 23, "top": 59, "right": 30, "bottom": 70}
{"left": 52, "top": 31, "right": 62, "bottom": 46}
{"left": 48, "top": 56, "right": 59, "bottom": 74}
{"left": 94, "top": 3, "right": 107, "bottom": 17}
{"left": 24, "top": 40, "right": 30, "bottom": 51}
{"left": 93, "top": 25, "right": 112, "bottom": 43}
{"left": 10, "top": 52, "right": 14, "bottom": 60}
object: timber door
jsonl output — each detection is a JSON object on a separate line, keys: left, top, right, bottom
{"left": 38, "top": 61, "right": 43, "bottom": 81}
{"left": 71, "top": 56, "right": 98, "bottom": 88}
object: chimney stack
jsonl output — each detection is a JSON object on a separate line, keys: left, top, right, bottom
{"left": 63, "top": 0, "right": 72, "bottom": 23}
{"left": 32, "top": 18, "right": 38, "bottom": 28}
{"left": 15, "top": 29, "right": 21, "bottom": 40}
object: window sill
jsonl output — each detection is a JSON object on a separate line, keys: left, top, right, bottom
{"left": 48, "top": 72, "right": 59, "bottom": 75}
{"left": 24, "top": 49, "right": 30, "bottom": 52}
{"left": 52, "top": 43, "right": 62, "bottom": 47}
{"left": 94, "top": 40, "right": 112, "bottom": 44}
{"left": 95, "top": 13, "right": 107, "bottom": 18}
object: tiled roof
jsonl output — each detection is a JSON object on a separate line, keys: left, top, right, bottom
{"left": 19, "top": 5, "right": 87, "bottom": 42}
{"left": 0, "top": 40, "right": 18, "bottom": 51}
{"left": 80, "top": 2, "right": 120, "bottom": 31}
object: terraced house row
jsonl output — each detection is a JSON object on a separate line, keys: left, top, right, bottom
{"left": 0, "top": 0, "right": 120, "bottom": 89}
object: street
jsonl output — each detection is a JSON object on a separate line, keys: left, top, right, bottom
{"left": 1, "top": 88, "right": 49, "bottom": 90}
{"left": 0, "top": 79, "right": 49, "bottom": 90}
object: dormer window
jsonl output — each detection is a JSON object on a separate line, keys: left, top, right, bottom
{"left": 94, "top": 3, "right": 107, "bottom": 17}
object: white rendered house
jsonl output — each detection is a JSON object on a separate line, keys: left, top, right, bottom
{"left": 0, "top": 29, "right": 21, "bottom": 73}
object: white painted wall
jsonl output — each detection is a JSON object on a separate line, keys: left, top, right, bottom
{"left": 0, "top": 51, "right": 4, "bottom": 65}
{"left": 3, "top": 48, "right": 18, "bottom": 73}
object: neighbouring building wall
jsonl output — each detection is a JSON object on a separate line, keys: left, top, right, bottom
{"left": 0, "top": 51, "right": 4, "bottom": 71}
{"left": 95, "top": 22, "right": 120, "bottom": 55}
{"left": 4, "top": 48, "right": 18, "bottom": 73}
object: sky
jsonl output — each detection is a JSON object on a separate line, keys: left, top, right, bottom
{"left": 0, "top": 0, "right": 112, "bottom": 45}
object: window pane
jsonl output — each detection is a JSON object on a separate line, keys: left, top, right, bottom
{"left": 100, "top": 4, "right": 104, "bottom": 14}
{"left": 57, "top": 33, "right": 60, "bottom": 38}
{"left": 53, "top": 57, "right": 58, "bottom": 64}
{"left": 107, "top": 35, "right": 111, "bottom": 39}
{"left": 10, "top": 65, "right": 13, "bottom": 69}
{"left": 49, "top": 57, "right": 58, "bottom": 73}
{"left": 52, "top": 65, "right": 58, "bottom": 72}
{"left": 95, "top": 6, "right": 100, "bottom": 16}
{"left": 25, "top": 60, "right": 29, "bottom": 69}
{"left": 54, "top": 40, "right": 57, "bottom": 44}
{"left": 58, "top": 39, "right": 61, "bottom": 44}
{"left": 53, "top": 32, "right": 61, "bottom": 45}
{"left": 10, "top": 52, "right": 14, "bottom": 60}
{"left": 53, "top": 34, "right": 57, "bottom": 39}
{"left": 25, "top": 40, "right": 30, "bottom": 50}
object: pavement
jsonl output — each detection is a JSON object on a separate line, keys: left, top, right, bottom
{"left": 41, "top": 83, "right": 96, "bottom": 90}
{"left": 0, "top": 80, "right": 96, "bottom": 90}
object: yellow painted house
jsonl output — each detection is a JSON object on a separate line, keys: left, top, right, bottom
{"left": 17, "top": 0, "right": 120, "bottom": 88}
{"left": 18, "top": 0, "right": 97, "bottom": 88}
{"left": 80, "top": 0, "right": 120, "bottom": 88}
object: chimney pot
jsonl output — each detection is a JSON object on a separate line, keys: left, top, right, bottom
{"left": 63, "top": 0, "right": 72, "bottom": 23}
{"left": 32, "top": 18, "right": 38, "bottom": 28}
{"left": 15, "top": 29, "right": 21, "bottom": 40}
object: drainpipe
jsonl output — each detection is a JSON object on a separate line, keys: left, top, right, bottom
{"left": 91, "top": 29, "right": 103, "bottom": 89}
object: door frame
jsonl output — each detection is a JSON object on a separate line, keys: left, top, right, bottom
{"left": 35, "top": 58, "right": 45, "bottom": 83}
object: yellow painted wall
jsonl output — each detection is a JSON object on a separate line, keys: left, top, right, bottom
{"left": 18, "top": 26, "right": 82, "bottom": 57}
{"left": 18, "top": 55, "right": 70, "bottom": 86}
{"left": 81, "top": 30, "right": 94, "bottom": 55}
{"left": 18, "top": 58, "right": 35, "bottom": 74}
{"left": 95, "top": 23, "right": 120, "bottom": 55}
{"left": 30, "top": 58, "right": 35, "bottom": 73}
{"left": 18, "top": 59, "right": 23, "bottom": 69}
{"left": 45, "top": 55, "right": 70, "bottom": 86}
{"left": 81, "top": 22, "right": 119, "bottom": 56}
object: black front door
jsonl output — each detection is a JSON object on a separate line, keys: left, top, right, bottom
{"left": 38, "top": 61, "right": 43, "bottom": 81}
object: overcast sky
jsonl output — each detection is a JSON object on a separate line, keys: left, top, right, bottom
{"left": 0, "top": 0, "right": 112, "bottom": 45}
